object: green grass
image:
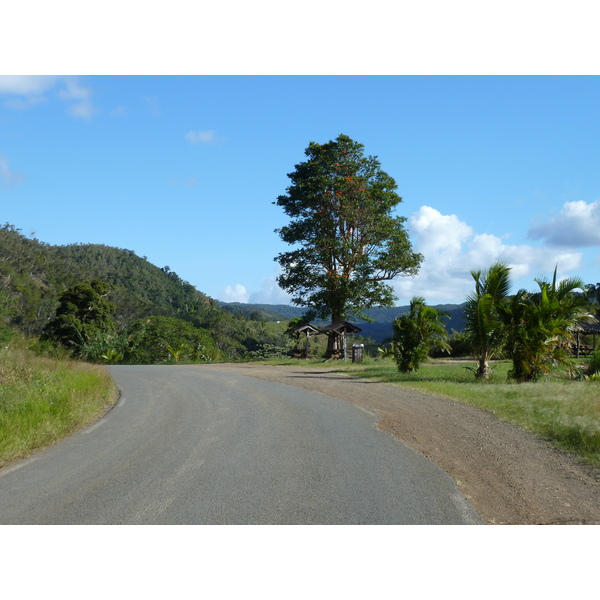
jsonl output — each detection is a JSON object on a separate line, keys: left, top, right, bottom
{"left": 325, "top": 357, "right": 600, "bottom": 468}
{"left": 0, "top": 339, "right": 118, "bottom": 467}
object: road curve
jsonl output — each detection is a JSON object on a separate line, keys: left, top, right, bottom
{"left": 0, "top": 365, "right": 482, "bottom": 524}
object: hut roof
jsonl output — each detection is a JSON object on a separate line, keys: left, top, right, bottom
{"left": 285, "top": 323, "right": 320, "bottom": 335}
{"left": 574, "top": 321, "right": 600, "bottom": 335}
{"left": 318, "top": 321, "right": 362, "bottom": 335}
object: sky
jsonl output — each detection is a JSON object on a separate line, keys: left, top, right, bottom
{"left": 2, "top": 74, "right": 600, "bottom": 308}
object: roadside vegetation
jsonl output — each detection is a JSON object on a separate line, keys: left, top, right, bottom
{"left": 0, "top": 337, "right": 118, "bottom": 467}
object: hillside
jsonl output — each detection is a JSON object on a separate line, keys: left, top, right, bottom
{"left": 0, "top": 224, "right": 218, "bottom": 336}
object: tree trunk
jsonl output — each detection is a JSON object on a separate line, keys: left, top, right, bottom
{"left": 476, "top": 356, "right": 491, "bottom": 379}
{"left": 325, "top": 331, "right": 345, "bottom": 359}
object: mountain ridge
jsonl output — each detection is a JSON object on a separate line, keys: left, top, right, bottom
{"left": 219, "top": 301, "right": 467, "bottom": 343}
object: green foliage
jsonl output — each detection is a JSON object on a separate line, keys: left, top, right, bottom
{"left": 0, "top": 224, "right": 217, "bottom": 335}
{"left": 124, "top": 316, "right": 224, "bottom": 364}
{"left": 0, "top": 224, "right": 298, "bottom": 363}
{"left": 499, "top": 268, "right": 596, "bottom": 382}
{"left": 445, "top": 330, "right": 472, "bottom": 358}
{"left": 393, "top": 297, "right": 450, "bottom": 373}
{"left": 586, "top": 347, "right": 600, "bottom": 379}
{"left": 286, "top": 315, "right": 312, "bottom": 330}
{"left": 274, "top": 134, "right": 422, "bottom": 323}
{"left": 463, "top": 262, "right": 512, "bottom": 379}
{"left": 0, "top": 338, "right": 117, "bottom": 466}
{"left": 246, "top": 343, "right": 291, "bottom": 360}
{"left": 41, "top": 279, "right": 117, "bottom": 357}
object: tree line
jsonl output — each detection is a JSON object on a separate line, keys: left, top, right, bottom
{"left": 0, "top": 224, "right": 294, "bottom": 363}
{"left": 391, "top": 263, "right": 599, "bottom": 382}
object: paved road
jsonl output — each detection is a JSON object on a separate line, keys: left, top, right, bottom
{"left": 0, "top": 365, "right": 482, "bottom": 524}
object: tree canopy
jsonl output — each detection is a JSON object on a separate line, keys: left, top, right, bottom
{"left": 41, "top": 279, "right": 117, "bottom": 353}
{"left": 274, "top": 134, "right": 422, "bottom": 324}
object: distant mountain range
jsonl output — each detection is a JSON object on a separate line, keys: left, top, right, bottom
{"left": 219, "top": 302, "right": 467, "bottom": 343}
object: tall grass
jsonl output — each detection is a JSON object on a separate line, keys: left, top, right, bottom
{"left": 332, "top": 358, "right": 600, "bottom": 467}
{"left": 0, "top": 338, "right": 118, "bottom": 467}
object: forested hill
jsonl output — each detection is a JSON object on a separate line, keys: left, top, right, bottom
{"left": 0, "top": 224, "right": 218, "bottom": 335}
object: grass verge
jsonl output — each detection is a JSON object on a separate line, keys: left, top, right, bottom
{"left": 0, "top": 339, "right": 119, "bottom": 468}
{"left": 324, "top": 357, "right": 600, "bottom": 468}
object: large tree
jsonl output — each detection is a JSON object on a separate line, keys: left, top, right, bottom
{"left": 274, "top": 134, "right": 422, "bottom": 354}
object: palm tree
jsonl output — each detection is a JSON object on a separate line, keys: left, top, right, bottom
{"left": 463, "top": 262, "right": 512, "bottom": 379}
{"left": 393, "top": 297, "right": 450, "bottom": 373}
{"left": 500, "top": 268, "right": 596, "bottom": 382}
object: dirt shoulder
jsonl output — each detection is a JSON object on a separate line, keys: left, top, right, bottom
{"left": 204, "top": 362, "right": 600, "bottom": 525}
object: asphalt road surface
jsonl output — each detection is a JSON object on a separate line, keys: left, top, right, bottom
{"left": 0, "top": 365, "right": 482, "bottom": 524}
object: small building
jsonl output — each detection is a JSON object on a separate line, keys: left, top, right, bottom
{"left": 285, "top": 320, "right": 363, "bottom": 360}
{"left": 285, "top": 323, "right": 321, "bottom": 359}
{"left": 573, "top": 322, "right": 600, "bottom": 357}
{"left": 318, "top": 321, "right": 363, "bottom": 360}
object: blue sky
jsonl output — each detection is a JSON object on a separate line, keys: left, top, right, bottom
{"left": 2, "top": 75, "right": 600, "bottom": 307}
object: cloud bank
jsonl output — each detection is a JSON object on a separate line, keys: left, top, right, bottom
{"left": 392, "top": 205, "right": 583, "bottom": 304}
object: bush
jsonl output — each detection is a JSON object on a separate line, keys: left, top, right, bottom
{"left": 124, "top": 316, "right": 223, "bottom": 364}
{"left": 586, "top": 347, "right": 600, "bottom": 378}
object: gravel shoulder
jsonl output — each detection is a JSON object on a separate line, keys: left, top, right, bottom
{"left": 202, "top": 362, "right": 600, "bottom": 525}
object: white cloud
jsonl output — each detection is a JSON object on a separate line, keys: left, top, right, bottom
{"left": 391, "top": 205, "right": 584, "bottom": 304}
{"left": 528, "top": 199, "right": 600, "bottom": 247}
{"left": 0, "top": 75, "right": 58, "bottom": 96}
{"left": 248, "top": 275, "right": 292, "bottom": 304}
{"left": 409, "top": 205, "right": 473, "bottom": 255}
{"left": 0, "top": 75, "right": 95, "bottom": 118}
{"left": 0, "top": 153, "right": 25, "bottom": 188}
{"left": 221, "top": 284, "right": 250, "bottom": 303}
{"left": 59, "top": 77, "right": 95, "bottom": 119}
{"left": 186, "top": 130, "right": 219, "bottom": 145}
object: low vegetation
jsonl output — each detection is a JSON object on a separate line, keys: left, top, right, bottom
{"left": 0, "top": 338, "right": 118, "bottom": 467}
